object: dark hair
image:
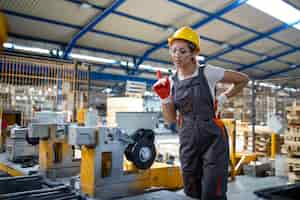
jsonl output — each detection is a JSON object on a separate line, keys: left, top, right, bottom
{"left": 188, "top": 42, "right": 197, "bottom": 52}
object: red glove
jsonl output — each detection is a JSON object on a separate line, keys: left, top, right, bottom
{"left": 152, "top": 70, "right": 171, "bottom": 103}
{"left": 1, "top": 119, "right": 8, "bottom": 129}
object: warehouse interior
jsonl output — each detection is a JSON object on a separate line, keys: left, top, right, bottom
{"left": 0, "top": 0, "right": 300, "bottom": 199}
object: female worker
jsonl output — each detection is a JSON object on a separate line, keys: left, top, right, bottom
{"left": 153, "top": 26, "right": 249, "bottom": 200}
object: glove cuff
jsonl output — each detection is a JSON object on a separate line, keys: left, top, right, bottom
{"left": 160, "top": 96, "right": 172, "bottom": 104}
{"left": 218, "top": 93, "right": 228, "bottom": 103}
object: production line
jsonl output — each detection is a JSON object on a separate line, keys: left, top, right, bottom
{"left": 0, "top": 110, "right": 186, "bottom": 199}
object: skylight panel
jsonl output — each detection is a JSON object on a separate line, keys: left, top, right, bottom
{"left": 247, "top": 0, "right": 300, "bottom": 30}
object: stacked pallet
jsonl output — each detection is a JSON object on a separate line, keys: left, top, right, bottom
{"left": 253, "top": 127, "right": 281, "bottom": 156}
{"left": 237, "top": 122, "right": 281, "bottom": 156}
{"left": 255, "top": 134, "right": 271, "bottom": 156}
{"left": 284, "top": 104, "right": 300, "bottom": 183}
{"left": 236, "top": 121, "right": 253, "bottom": 152}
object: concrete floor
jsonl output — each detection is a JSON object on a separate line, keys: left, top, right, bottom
{"left": 226, "top": 175, "right": 288, "bottom": 200}
{"left": 118, "top": 176, "right": 288, "bottom": 200}
{"left": 122, "top": 136, "right": 290, "bottom": 200}
{"left": 117, "top": 155, "right": 290, "bottom": 200}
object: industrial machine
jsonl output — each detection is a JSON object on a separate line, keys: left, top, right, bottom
{"left": 6, "top": 126, "right": 38, "bottom": 163}
{"left": 69, "top": 112, "right": 183, "bottom": 199}
{"left": 0, "top": 110, "right": 22, "bottom": 152}
{"left": 28, "top": 111, "right": 80, "bottom": 178}
{"left": 0, "top": 174, "right": 85, "bottom": 200}
{"left": 0, "top": 111, "right": 183, "bottom": 199}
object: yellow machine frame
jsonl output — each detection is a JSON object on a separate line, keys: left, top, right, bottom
{"left": 78, "top": 127, "right": 183, "bottom": 199}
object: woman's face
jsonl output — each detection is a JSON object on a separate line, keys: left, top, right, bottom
{"left": 169, "top": 40, "right": 195, "bottom": 68}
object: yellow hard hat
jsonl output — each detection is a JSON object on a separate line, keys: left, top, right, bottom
{"left": 0, "top": 12, "right": 8, "bottom": 50}
{"left": 168, "top": 26, "right": 200, "bottom": 52}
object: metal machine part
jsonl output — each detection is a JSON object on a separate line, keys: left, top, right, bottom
{"left": 0, "top": 175, "right": 84, "bottom": 200}
{"left": 27, "top": 114, "right": 80, "bottom": 179}
{"left": 116, "top": 112, "right": 159, "bottom": 136}
{"left": 79, "top": 126, "right": 150, "bottom": 199}
{"left": 37, "top": 123, "right": 80, "bottom": 179}
{"left": 6, "top": 127, "right": 38, "bottom": 163}
{"left": 125, "top": 129, "right": 156, "bottom": 170}
{"left": 0, "top": 110, "right": 22, "bottom": 153}
{"left": 10, "top": 127, "right": 28, "bottom": 139}
{"left": 68, "top": 125, "right": 97, "bottom": 146}
{"left": 0, "top": 175, "right": 43, "bottom": 195}
{"left": 74, "top": 126, "right": 182, "bottom": 199}
{"left": 28, "top": 111, "right": 68, "bottom": 139}
{"left": 33, "top": 111, "right": 67, "bottom": 124}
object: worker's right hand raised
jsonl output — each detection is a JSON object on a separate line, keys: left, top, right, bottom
{"left": 152, "top": 70, "right": 171, "bottom": 104}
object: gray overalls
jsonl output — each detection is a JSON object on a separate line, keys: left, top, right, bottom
{"left": 172, "top": 66, "right": 229, "bottom": 200}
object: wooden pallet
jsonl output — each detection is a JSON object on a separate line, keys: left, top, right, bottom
{"left": 286, "top": 104, "right": 300, "bottom": 113}
{"left": 287, "top": 117, "right": 300, "bottom": 125}
{"left": 288, "top": 172, "right": 300, "bottom": 183}
{"left": 285, "top": 135, "right": 300, "bottom": 142}
{"left": 286, "top": 126, "right": 300, "bottom": 135}
{"left": 283, "top": 143, "right": 300, "bottom": 157}
{"left": 286, "top": 104, "right": 300, "bottom": 125}
{"left": 287, "top": 157, "right": 300, "bottom": 173}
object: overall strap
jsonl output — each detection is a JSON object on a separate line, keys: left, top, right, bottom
{"left": 199, "top": 64, "right": 216, "bottom": 116}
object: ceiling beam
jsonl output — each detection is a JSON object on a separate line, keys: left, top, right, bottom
{"left": 10, "top": 32, "right": 257, "bottom": 73}
{"left": 135, "top": 0, "right": 248, "bottom": 67}
{"left": 168, "top": 0, "right": 298, "bottom": 69}
{"left": 90, "top": 71, "right": 155, "bottom": 85}
{"left": 206, "top": 19, "right": 300, "bottom": 62}
{"left": 8, "top": 32, "right": 172, "bottom": 67}
{"left": 261, "top": 64, "right": 300, "bottom": 79}
{"left": 237, "top": 47, "right": 299, "bottom": 72}
{"left": 2, "top": 3, "right": 297, "bottom": 73}
{"left": 65, "top": 0, "right": 170, "bottom": 29}
{"left": 2, "top": 9, "right": 156, "bottom": 46}
{"left": 168, "top": 0, "right": 297, "bottom": 49}
{"left": 3, "top": 9, "right": 251, "bottom": 68}
{"left": 63, "top": 0, "right": 126, "bottom": 58}
{"left": 282, "top": 0, "right": 300, "bottom": 10}
{"left": 66, "top": 0, "right": 293, "bottom": 68}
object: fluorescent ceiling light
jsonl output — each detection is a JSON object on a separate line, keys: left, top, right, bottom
{"left": 120, "top": 61, "right": 174, "bottom": 74}
{"left": 3, "top": 42, "right": 13, "bottom": 48}
{"left": 284, "top": 87, "right": 297, "bottom": 92}
{"left": 14, "top": 45, "right": 50, "bottom": 54}
{"left": 3, "top": 42, "right": 176, "bottom": 76}
{"left": 103, "top": 88, "right": 112, "bottom": 93}
{"left": 80, "top": 2, "right": 92, "bottom": 9}
{"left": 120, "top": 62, "right": 171, "bottom": 73}
{"left": 139, "top": 65, "right": 171, "bottom": 73}
{"left": 3, "top": 42, "right": 50, "bottom": 54}
{"left": 258, "top": 82, "right": 280, "bottom": 89}
{"left": 246, "top": 0, "right": 300, "bottom": 30}
{"left": 120, "top": 61, "right": 134, "bottom": 67}
{"left": 50, "top": 49, "right": 63, "bottom": 57}
{"left": 69, "top": 53, "right": 116, "bottom": 64}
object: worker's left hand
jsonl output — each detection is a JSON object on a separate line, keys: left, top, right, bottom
{"left": 216, "top": 93, "right": 228, "bottom": 113}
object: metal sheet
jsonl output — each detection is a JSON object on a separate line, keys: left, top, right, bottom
{"left": 116, "top": 112, "right": 159, "bottom": 136}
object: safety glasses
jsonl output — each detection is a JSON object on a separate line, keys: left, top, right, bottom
{"left": 169, "top": 47, "right": 192, "bottom": 56}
